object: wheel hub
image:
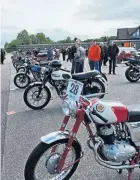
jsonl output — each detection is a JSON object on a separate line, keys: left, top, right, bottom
{"left": 32, "top": 91, "right": 43, "bottom": 101}
{"left": 46, "top": 153, "right": 61, "bottom": 174}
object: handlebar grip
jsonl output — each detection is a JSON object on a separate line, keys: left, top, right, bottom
{"left": 92, "top": 109, "right": 108, "bottom": 123}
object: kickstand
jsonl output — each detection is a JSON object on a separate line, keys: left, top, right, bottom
{"left": 128, "top": 169, "right": 133, "bottom": 180}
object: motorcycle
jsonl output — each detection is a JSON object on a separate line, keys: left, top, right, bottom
{"left": 125, "top": 58, "right": 140, "bottom": 82}
{"left": 14, "top": 61, "right": 48, "bottom": 89}
{"left": 24, "top": 79, "right": 140, "bottom": 180}
{"left": 23, "top": 60, "right": 107, "bottom": 110}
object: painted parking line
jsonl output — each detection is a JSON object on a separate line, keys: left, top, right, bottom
{"left": 6, "top": 111, "right": 16, "bottom": 116}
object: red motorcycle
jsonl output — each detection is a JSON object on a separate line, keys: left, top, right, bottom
{"left": 24, "top": 80, "right": 140, "bottom": 180}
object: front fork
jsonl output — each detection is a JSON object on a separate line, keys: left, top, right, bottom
{"left": 52, "top": 110, "right": 85, "bottom": 172}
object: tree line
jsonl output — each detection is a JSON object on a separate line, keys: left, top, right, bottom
{"left": 4, "top": 29, "right": 117, "bottom": 52}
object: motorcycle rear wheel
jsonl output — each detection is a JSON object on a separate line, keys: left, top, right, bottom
{"left": 24, "top": 139, "right": 81, "bottom": 180}
{"left": 125, "top": 67, "right": 140, "bottom": 82}
{"left": 83, "top": 79, "right": 106, "bottom": 98}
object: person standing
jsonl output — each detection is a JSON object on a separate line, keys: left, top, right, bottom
{"left": 1, "top": 49, "right": 5, "bottom": 64}
{"left": 47, "top": 46, "right": 53, "bottom": 60}
{"left": 108, "top": 41, "right": 119, "bottom": 75}
{"left": 71, "top": 38, "right": 78, "bottom": 74}
{"left": 61, "top": 47, "right": 66, "bottom": 61}
{"left": 103, "top": 44, "right": 108, "bottom": 66}
{"left": 99, "top": 42, "right": 105, "bottom": 72}
{"left": 74, "top": 39, "right": 86, "bottom": 73}
{"left": 67, "top": 46, "right": 71, "bottom": 62}
{"left": 88, "top": 40, "right": 101, "bottom": 71}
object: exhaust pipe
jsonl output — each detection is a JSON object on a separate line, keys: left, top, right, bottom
{"left": 87, "top": 138, "right": 140, "bottom": 170}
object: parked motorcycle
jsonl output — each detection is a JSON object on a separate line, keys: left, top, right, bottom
{"left": 14, "top": 63, "right": 48, "bottom": 89}
{"left": 125, "top": 58, "right": 140, "bottom": 82}
{"left": 24, "top": 79, "right": 140, "bottom": 180}
{"left": 23, "top": 60, "right": 107, "bottom": 110}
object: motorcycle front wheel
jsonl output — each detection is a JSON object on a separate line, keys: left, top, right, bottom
{"left": 23, "top": 84, "right": 51, "bottom": 110}
{"left": 24, "top": 139, "right": 81, "bottom": 180}
{"left": 125, "top": 67, "right": 140, "bottom": 82}
{"left": 14, "top": 73, "right": 31, "bottom": 88}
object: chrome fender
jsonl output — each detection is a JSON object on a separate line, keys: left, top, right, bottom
{"left": 28, "top": 81, "right": 52, "bottom": 98}
{"left": 95, "top": 75, "right": 108, "bottom": 87}
{"left": 41, "top": 131, "right": 70, "bottom": 144}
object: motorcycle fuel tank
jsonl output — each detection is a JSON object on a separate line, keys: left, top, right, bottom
{"left": 89, "top": 99, "right": 128, "bottom": 124}
{"left": 51, "top": 70, "right": 71, "bottom": 80}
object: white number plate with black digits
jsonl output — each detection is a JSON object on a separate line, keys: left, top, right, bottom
{"left": 66, "top": 79, "right": 83, "bottom": 102}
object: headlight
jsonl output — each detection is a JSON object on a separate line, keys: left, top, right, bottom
{"left": 62, "top": 100, "right": 78, "bottom": 116}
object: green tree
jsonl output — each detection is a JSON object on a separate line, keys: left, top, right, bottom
{"left": 30, "top": 34, "right": 37, "bottom": 44}
{"left": 36, "top": 33, "right": 46, "bottom": 44}
{"left": 66, "top": 37, "right": 71, "bottom": 43}
{"left": 46, "top": 37, "right": 54, "bottom": 44}
{"left": 17, "top": 29, "right": 30, "bottom": 44}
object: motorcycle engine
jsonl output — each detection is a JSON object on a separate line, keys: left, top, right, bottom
{"left": 97, "top": 125, "right": 136, "bottom": 163}
{"left": 54, "top": 80, "right": 67, "bottom": 95}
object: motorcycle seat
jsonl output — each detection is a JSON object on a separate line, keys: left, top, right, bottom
{"left": 127, "top": 104, "right": 140, "bottom": 122}
{"left": 72, "top": 70, "right": 101, "bottom": 80}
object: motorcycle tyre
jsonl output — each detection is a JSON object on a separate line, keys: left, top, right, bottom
{"left": 125, "top": 67, "right": 140, "bottom": 82}
{"left": 24, "top": 139, "right": 81, "bottom": 180}
{"left": 83, "top": 79, "right": 105, "bottom": 99}
{"left": 24, "top": 84, "right": 51, "bottom": 110}
{"left": 14, "top": 73, "right": 31, "bottom": 89}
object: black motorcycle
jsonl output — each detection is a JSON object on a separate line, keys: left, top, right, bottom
{"left": 125, "top": 58, "right": 140, "bottom": 82}
{"left": 23, "top": 60, "right": 108, "bottom": 110}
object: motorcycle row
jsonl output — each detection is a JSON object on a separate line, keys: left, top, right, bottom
{"left": 11, "top": 54, "right": 140, "bottom": 180}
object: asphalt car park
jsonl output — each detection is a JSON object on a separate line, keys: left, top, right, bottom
{"left": 1, "top": 54, "right": 140, "bottom": 180}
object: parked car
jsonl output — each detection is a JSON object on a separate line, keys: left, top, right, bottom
{"left": 117, "top": 47, "right": 137, "bottom": 63}
{"left": 36, "top": 51, "right": 48, "bottom": 61}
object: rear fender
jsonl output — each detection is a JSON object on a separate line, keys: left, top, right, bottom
{"left": 41, "top": 131, "right": 70, "bottom": 144}
{"left": 94, "top": 74, "right": 108, "bottom": 86}
{"left": 28, "top": 81, "right": 52, "bottom": 97}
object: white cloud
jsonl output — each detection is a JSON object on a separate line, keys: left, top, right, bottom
{"left": 1, "top": 0, "right": 140, "bottom": 46}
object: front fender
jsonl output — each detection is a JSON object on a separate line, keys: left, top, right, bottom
{"left": 41, "top": 131, "right": 70, "bottom": 144}
{"left": 28, "top": 81, "right": 52, "bottom": 97}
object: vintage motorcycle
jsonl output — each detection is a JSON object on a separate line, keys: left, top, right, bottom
{"left": 24, "top": 79, "right": 140, "bottom": 180}
{"left": 14, "top": 62, "right": 48, "bottom": 89}
{"left": 125, "top": 58, "right": 140, "bottom": 82}
{"left": 23, "top": 60, "right": 107, "bottom": 110}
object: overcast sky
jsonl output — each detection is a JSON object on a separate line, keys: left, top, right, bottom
{"left": 1, "top": 0, "right": 140, "bottom": 46}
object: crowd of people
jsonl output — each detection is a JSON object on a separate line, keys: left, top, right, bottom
{"left": 3, "top": 38, "right": 119, "bottom": 75}
{"left": 61, "top": 38, "right": 119, "bottom": 75}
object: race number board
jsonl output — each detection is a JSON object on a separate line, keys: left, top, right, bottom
{"left": 66, "top": 79, "right": 83, "bottom": 103}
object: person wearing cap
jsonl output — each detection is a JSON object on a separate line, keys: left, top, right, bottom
{"left": 74, "top": 39, "right": 86, "bottom": 73}
{"left": 88, "top": 40, "right": 101, "bottom": 71}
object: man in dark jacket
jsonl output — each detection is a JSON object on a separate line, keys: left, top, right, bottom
{"left": 108, "top": 41, "right": 119, "bottom": 75}
{"left": 1, "top": 49, "right": 5, "bottom": 64}
{"left": 71, "top": 38, "right": 78, "bottom": 74}
{"left": 67, "top": 46, "right": 71, "bottom": 62}
{"left": 99, "top": 43, "right": 105, "bottom": 72}
{"left": 103, "top": 45, "right": 108, "bottom": 66}
{"left": 61, "top": 47, "right": 66, "bottom": 61}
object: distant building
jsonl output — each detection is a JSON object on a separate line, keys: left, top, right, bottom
{"left": 117, "top": 26, "right": 140, "bottom": 49}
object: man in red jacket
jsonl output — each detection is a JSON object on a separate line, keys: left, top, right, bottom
{"left": 88, "top": 40, "right": 101, "bottom": 71}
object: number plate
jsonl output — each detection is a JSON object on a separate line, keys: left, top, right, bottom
{"left": 66, "top": 79, "right": 83, "bottom": 102}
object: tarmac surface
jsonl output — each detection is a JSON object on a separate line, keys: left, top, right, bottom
{"left": 1, "top": 54, "right": 140, "bottom": 180}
